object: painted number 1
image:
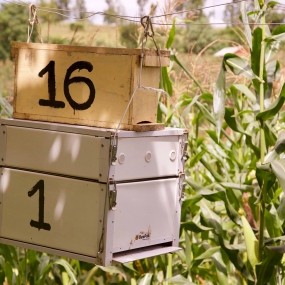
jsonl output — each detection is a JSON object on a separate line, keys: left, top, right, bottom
{"left": 38, "top": 60, "right": 96, "bottom": 110}
{"left": 28, "top": 180, "right": 51, "bottom": 231}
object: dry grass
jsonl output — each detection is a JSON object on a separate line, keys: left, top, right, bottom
{"left": 0, "top": 60, "right": 13, "bottom": 100}
{"left": 40, "top": 21, "right": 126, "bottom": 47}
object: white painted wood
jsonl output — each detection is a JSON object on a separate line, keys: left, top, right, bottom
{"left": 113, "top": 178, "right": 180, "bottom": 252}
{"left": 0, "top": 238, "right": 99, "bottom": 264}
{"left": 0, "top": 118, "right": 186, "bottom": 265}
{"left": 0, "top": 119, "right": 186, "bottom": 181}
{"left": 113, "top": 246, "right": 181, "bottom": 263}
{"left": 1, "top": 118, "right": 186, "bottom": 138}
{"left": 114, "top": 136, "right": 182, "bottom": 180}
{"left": 3, "top": 125, "right": 110, "bottom": 180}
{"left": 0, "top": 168, "right": 105, "bottom": 257}
{"left": 0, "top": 126, "right": 5, "bottom": 164}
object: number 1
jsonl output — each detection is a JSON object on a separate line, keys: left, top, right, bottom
{"left": 38, "top": 61, "right": 65, "bottom": 108}
{"left": 28, "top": 180, "right": 51, "bottom": 231}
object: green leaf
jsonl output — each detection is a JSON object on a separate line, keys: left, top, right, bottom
{"left": 240, "top": 1, "right": 252, "bottom": 49}
{"left": 161, "top": 67, "right": 173, "bottom": 96}
{"left": 272, "top": 130, "right": 285, "bottom": 154}
{"left": 212, "top": 252, "right": 228, "bottom": 285}
{"left": 194, "top": 246, "right": 221, "bottom": 260}
{"left": 62, "top": 271, "right": 69, "bottom": 285}
{"left": 225, "top": 54, "right": 261, "bottom": 81}
{"left": 171, "top": 54, "right": 203, "bottom": 92}
{"left": 256, "top": 246, "right": 283, "bottom": 285}
{"left": 190, "top": 150, "right": 206, "bottom": 167}
{"left": 256, "top": 168, "right": 277, "bottom": 201}
{"left": 268, "top": 24, "right": 285, "bottom": 41}
{"left": 241, "top": 216, "right": 259, "bottom": 268}
{"left": 251, "top": 27, "right": 263, "bottom": 91}
{"left": 220, "top": 182, "right": 254, "bottom": 191}
{"left": 166, "top": 20, "right": 175, "bottom": 49}
{"left": 138, "top": 273, "right": 153, "bottom": 285}
{"left": 181, "top": 221, "right": 212, "bottom": 233}
{"left": 271, "top": 159, "right": 285, "bottom": 191}
{"left": 185, "top": 231, "right": 192, "bottom": 269}
{"left": 233, "top": 84, "right": 256, "bottom": 103}
{"left": 265, "top": 206, "right": 282, "bottom": 238}
{"left": 54, "top": 259, "right": 77, "bottom": 284}
{"left": 168, "top": 275, "right": 195, "bottom": 285}
{"left": 213, "top": 63, "right": 226, "bottom": 140}
{"left": 0, "top": 96, "right": 13, "bottom": 117}
{"left": 97, "top": 265, "right": 127, "bottom": 278}
{"left": 200, "top": 189, "right": 239, "bottom": 223}
{"left": 264, "top": 123, "right": 277, "bottom": 148}
{"left": 267, "top": 1, "right": 279, "bottom": 8}
{"left": 256, "top": 83, "right": 285, "bottom": 121}
{"left": 277, "top": 195, "right": 285, "bottom": 222}
{"left": 224, "top": 107, "right": 246, "bottom": 134}
{"left": 225, "top": 107, "right": 260, "bottom": 157}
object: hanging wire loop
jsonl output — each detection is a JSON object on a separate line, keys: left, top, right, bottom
{"left": 29, "top": 4, "right": 38, "bottom": 25}
{"left": 141, "top": 15, "right": 154, "bottom": 38}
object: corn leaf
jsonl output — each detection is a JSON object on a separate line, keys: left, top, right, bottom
{"left": 54, "top": 259, "right": 77, "bottom": 284}
{"left": 225, "top": 107, "right": 260, "bottom": 157}
{"left": 272, "top": 131, "right": 285, "bottom": 154}
{"left": 181, "top": 221, "right": 212, "bottom": 233}
{"left": 213, "top": 64, "right": 226, "bottom": 141}
{"left": 233, "top": 84, "right": 256, "bottom": 103}
{"left": 241, "top": 216, "right": 259, "bottom": 268}
{"left": 251, "top": 27, "right": 262, "bottom": 82}
{"left": 225, "top": 54, "right": 260, "bottom": 81}
{"left": 168, "top": 275, "right": 195, "bottom": 285}
{"left": 161, "top": 67, "right": 173, "bottom": 96}
{"left": 138, "top": 273, "right": 153, "bottom": 285}
{"left": 268, "top": 24, "right": 285, "bottom": 41}
{"left": 256, "top": 246, "right": 283, "bottom": 285}
{"left": 195, "top": 246, "right": 221, "bottom": 260}
{"left": 271, "top": 159, "right": 285, "bottom": 191}
{"left": 265, "top": 206, "right": 283, "bottom": 238}
{"left": 166, "top": 21, "right": 175, "bottom": 49}
{"left": 256, "top": 83, "right": 285, "bottom": 121}
{"left": 171, "top": 54, "right": 203, "bottom": 92}
{"left": 240, "top": 1, "right": 252, "bottom": 49}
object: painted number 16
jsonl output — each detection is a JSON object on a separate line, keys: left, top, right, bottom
{"left": 38, "top": 61, "right": 96, "bottom": 110}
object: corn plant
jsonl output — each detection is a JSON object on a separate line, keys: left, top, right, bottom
{"left": 157, "top": 0, "right": 285, "bottom": 284}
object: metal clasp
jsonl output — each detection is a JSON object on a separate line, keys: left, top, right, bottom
{"left": 110, "top": 134, "right": 118, "bottom": 164}
{"left": 179, "top": 172, "right": 186, "bottom": 201}
{"left": 181, "top": 132, "right": 189, "bottom": 162}
{"left": 109, "top": 179, "right": 117, "bottom": 210}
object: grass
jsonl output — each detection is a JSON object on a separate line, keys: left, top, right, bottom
{"left": 39, "top": 21, "right": 131, "bottom": 48}
{"left": 0, "top": 60, "right": 13, "bottom": 100}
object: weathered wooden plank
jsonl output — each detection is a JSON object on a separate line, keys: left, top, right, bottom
{"left": 12, "top": 42, "right": 169, "bottom": 130}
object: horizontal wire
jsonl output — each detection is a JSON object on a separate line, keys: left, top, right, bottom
{"left": 1, "top": 0, "right": 285, "bottom": 27}
{"left": 152, "top": 0, "right": 246, "bottom": 18}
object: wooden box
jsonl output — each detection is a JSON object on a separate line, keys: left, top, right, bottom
{"left": 11, "top": 42, "right": 169, "bottom": 130}
{"left": 0, "top": 118, "right": 187, "bottom": 265}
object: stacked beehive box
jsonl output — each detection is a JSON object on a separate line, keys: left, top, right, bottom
{"left": 0, "top": 43, "right": 187, "bottom": 265}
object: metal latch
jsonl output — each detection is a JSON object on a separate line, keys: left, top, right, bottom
{"left": 181, "top": 132, "right": 189, "bottom": 162}
{"left": 179, "top": 172, "right": 186, "bottom": 201}
{"left": 110, "top": 134, "right": 118, "bottom": 164}
{"left": 109, "top": 179, "right": 117, "bottom": 210}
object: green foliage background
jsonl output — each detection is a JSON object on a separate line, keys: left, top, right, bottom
{"left": 2, "top": 0, "right": 285, "bottom": 284}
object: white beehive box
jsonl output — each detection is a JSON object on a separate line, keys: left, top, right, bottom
{"left": 11, "top": 42, "right": 169, "bottom": 130}
{"left": 0, "top": 118, "right": 187, "bottom": 265}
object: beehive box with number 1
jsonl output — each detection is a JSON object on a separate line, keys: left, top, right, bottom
{"left": 11, "top": 42, "right": 170, "bottom": 130}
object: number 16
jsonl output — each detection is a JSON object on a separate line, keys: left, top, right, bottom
{"left": 38, "top": 60, "right": 96, "bottom": 111}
